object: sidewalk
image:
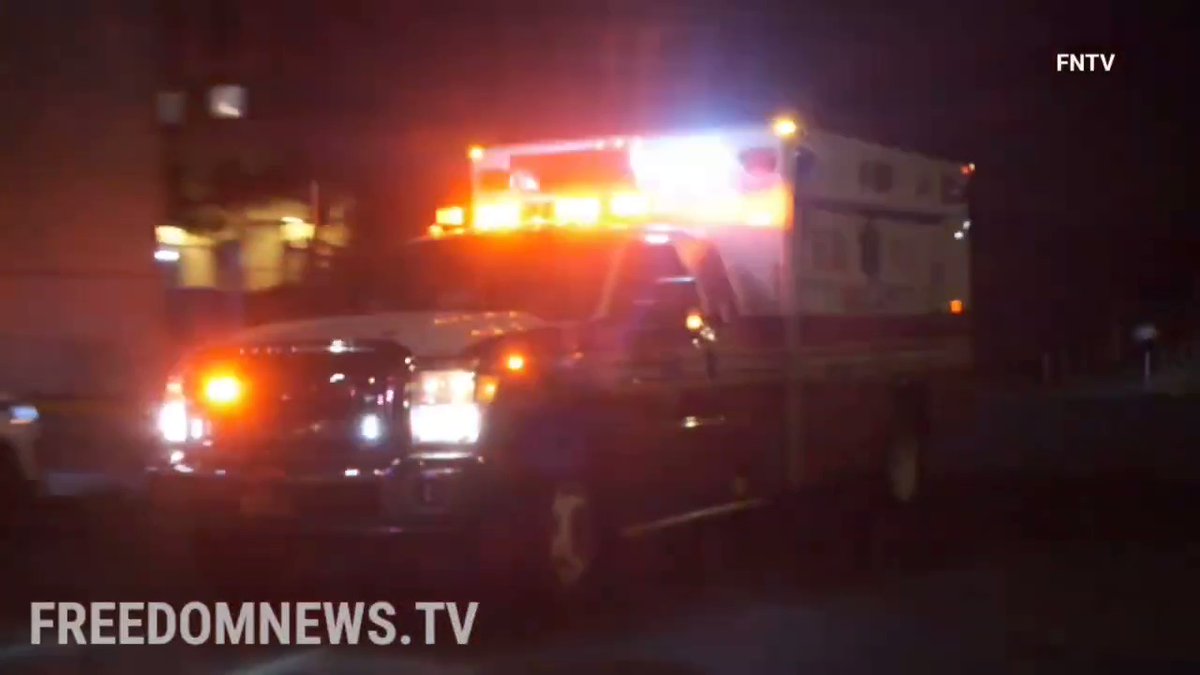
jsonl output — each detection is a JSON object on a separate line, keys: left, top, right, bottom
{"left": 1056, "top": 362, "right": 1200, "bottom": 398}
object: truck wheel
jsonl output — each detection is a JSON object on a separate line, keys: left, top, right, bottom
{"left": 477, "top": 480, "right": 604, "bottom": 608}
{"left": 545, "top": 481, "right": 600, "bottom": 593}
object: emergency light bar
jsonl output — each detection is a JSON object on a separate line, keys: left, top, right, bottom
{"left": 435, "top": 115, "right": 804, "bottom": 236}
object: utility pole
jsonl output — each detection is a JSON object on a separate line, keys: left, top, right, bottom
{"left": 229, "top": 210, "right": 246, "bottom": 328}
{"left": 308, "top": 178, "right": 322, "bottom": 282}
{"left": 782, "top": 127, "right": 811, "bottom": 491}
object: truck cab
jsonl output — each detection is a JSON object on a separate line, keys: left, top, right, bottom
{"left": 149, "top": 225, "right": 762, "bottom": 589}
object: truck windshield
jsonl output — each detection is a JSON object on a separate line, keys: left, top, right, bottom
{"left": 378, "top": 234, "right": 618, "bottom": 321}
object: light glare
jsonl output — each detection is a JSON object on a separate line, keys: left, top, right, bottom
{"left": 359, "top": 413, "right": 383, "bottom": 442}
{"left": 203, "top": 375, "right": 242, "bottom": 406}
{"left": 158, "top": 401, "right": 188, "bottom": 443}
{"left": 772, "top": 116, "right": 799, "bottom": 138}
{"left": 410, "top": 403, "right": 482, "bottom": 444}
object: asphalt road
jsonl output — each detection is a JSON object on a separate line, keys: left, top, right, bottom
{"left": 1, "top": 474, "right": 1197, "bottom": 674}
{"left": 5, "top": 386, "right": 1198, "bottom": 673}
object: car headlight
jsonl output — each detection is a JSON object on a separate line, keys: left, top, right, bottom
{"left": 408, "top": 369, "right": 493, "bottom": 445}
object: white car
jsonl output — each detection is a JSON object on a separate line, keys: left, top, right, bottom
{"left": 1, "top": 395, "right": 40, "bottom": 511}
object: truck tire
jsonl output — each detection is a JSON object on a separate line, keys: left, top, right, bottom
{"left": 477, "top": 478, "right": 607, "bottom": 610}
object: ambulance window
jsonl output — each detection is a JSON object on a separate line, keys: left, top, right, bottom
{"left": 858, "top": 161, "right": 894, "bottom": 193}
{"left": 916, "top": 172, "right": 933, "bottom": 197}
{"left": 608, "top": 242, "right": 691, "bottom": 318}
{"left": 874, "top": 163, "right": 894, "bottom": 192}
{"left": 831, "top": 231, "right": 849, "bottom": 272}
{"left": 696, "top": 246, "right": 738, "bottom": 322}
{"left": 941, "top": 173, "right": 967, "bottom": 204}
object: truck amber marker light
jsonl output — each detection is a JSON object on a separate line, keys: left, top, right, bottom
{"left": 504, "top": 353, "right": 526, "bottom": 372}
{"left": 203, "top": 374, "right": 243, "bottom": 406}
{"left": 771, "top": 115, "right": 799, "bottom": 139}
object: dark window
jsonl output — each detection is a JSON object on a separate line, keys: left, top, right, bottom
{"left": 916, "top": 173, "right": 933, "bottom": 196}
{"left": 858, "top": 162, "right": 874, "bottom": 190}
{"left": 380, "top": 235, "right": 615, "bottom": 321}
{"left": 941, "top": 173, "right": 967, "bottom": 204}
{"left": 873, "top": 163, "right": 894, "bottom": 192}
{"left": 157, "top": 91, "right": 186, "bottom": 126}
{"left": 695, "top": 245, "right": 739, "bottom": 322}
{"left": 609, "top": 242, "right": 691, "bottom": 318}
{"left": 858, "top": 161, "right": 895, "bottom": 193}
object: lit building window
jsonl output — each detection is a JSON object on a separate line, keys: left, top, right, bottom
{"left": 209, "top": 84, "right": 246, "bottom": 119}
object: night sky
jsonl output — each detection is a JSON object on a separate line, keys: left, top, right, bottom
{"left": 332, "top": 0, "right": 1190, "bottom": 364}
{"left": 3, "top": 0, "right": 1193, "bottom": 370}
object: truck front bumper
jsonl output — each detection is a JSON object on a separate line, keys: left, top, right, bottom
{"left": 146, "top": 451, "right": 496, "bottom": 536}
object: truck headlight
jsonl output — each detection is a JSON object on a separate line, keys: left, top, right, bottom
{"left": 409, "top": 369, "right": 485, "bottom": 444}
{"left": 359, "top": 412, "right": 384, "bottom": 443}
{"left": 158, "top": 400, "right": 188, "bottom": 443}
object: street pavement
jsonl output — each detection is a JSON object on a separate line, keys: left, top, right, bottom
{"left": 2, "top": 385, "right": 1197, "bottom": 673}
{"left": 1, "top": 472, "right": 1197, "bottom": 673}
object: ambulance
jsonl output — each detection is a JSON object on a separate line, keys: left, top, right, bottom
{"left": 149, "top": 115, "right": 973, "bottom": 595}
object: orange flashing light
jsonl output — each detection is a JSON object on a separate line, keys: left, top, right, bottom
{"left": 473, "top": 202, "right": 522, "bottom": 231}
{"left": 505, "top": 353, "right": 526, "bottom": 372}
{"left": 468, "top": 145, "right": 485, "bottom": 161}
{"left": 203, "top": 374, "right": 243, "bottom": 407}
{"left": 436, "top": 205, "right": 465, "bottom": 227}
{"left": 685, "top": 312, "right": 705, "bottom": 332}
{"left": 428, "top": 224, "right": 444, "bottom": 238}
{"left": 772, "top": 115, "right": 800, "bottom": 139}
{"left": 949, "top": 299, "right": 965, "bottom": 315}
{"left": 476, "top": 376, "right": 500, "bottom": 403}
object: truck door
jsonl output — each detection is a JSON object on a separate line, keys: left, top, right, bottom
{"left": 604, "top": 239, "right": 726, "bottom": 516}
{"left": 689, "top": 244, "right": 784, "bottom": 502}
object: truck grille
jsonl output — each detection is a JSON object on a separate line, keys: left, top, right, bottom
{"left": 183, "top": 340, "right": 410, "bottom": 467}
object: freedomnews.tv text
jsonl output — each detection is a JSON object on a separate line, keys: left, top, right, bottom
{"left": 30, "top": 601, "right": 479, "bottom": 647}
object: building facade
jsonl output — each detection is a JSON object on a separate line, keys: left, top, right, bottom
{"left": 0, "top": 1, "right": 168, "bottom": 397}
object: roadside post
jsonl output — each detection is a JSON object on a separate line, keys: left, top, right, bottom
{"left": 1133, "top": 322, "right": 1158, "bottom": 388}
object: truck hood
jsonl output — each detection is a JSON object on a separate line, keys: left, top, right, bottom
{"left": 227, "top": 310, "right": 551, "bottom": 357}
